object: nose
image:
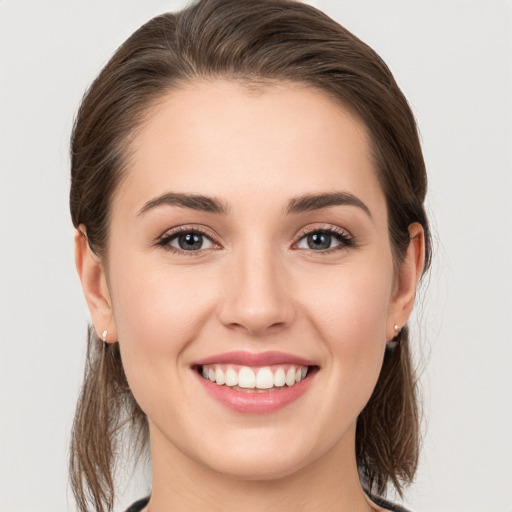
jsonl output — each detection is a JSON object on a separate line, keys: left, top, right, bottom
{"left": 218, "top": 245, "right": 295, "bottom": 336}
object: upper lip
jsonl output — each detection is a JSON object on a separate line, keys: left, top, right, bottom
{"left": 193, "top": 350, "right": 316, "bottom": 367}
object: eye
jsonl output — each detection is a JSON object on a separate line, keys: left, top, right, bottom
{"left": 295, "top": 227, "right": 353, "bottom": 252}
{"left": 157, "top": 228, "right": 217, "bottom": 253}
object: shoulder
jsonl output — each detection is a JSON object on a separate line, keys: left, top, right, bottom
{"left": 125, "top": 497, "right": 150, "bottom": 512}
{"left": 369, "top": 494, "right": 413, "bottom": 512}
{"left": 124, "top": 495, "right": 411, "bottom": 512}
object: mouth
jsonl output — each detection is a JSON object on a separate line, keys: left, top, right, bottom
{"left": 194, "top": 363, "right": 317, "bottom": 392}
{"left": 192, "top": 351, "right": 319, "bottom": 413}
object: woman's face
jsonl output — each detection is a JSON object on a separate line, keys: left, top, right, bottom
{"left": 92, "top": 81, "right": 412, "bottom": 479}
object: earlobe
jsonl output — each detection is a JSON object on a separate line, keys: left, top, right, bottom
{"left": 74, "top": 226, "right": 118, "bottom": 342}
{"left": 388, "top": 222, "right": 425, "bottom": 340}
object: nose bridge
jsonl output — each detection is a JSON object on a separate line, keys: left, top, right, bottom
{"left": 219, "top": 237, "right": 293, "bottom": 335}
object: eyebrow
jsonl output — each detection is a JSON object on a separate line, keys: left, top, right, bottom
{"left": 138, "top": 192, "right": 229, "bottom": 216}
{"left": 138, "top": 191, "right": 371, "bottom": 219}
{"left": 286, "top": 192, "right": 372, "bottom": 218}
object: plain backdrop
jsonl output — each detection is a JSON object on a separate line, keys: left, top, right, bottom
{"left": 1, "top": 1, "right": 511, "bottom": 511}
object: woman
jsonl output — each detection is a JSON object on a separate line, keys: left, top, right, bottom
{"left": 69, "top": 0, "right": 431, "bottom": 511}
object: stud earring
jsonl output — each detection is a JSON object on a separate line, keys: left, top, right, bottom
{"left": 386, "top": 324, "right": 401, "bottom": 350}
{"left": 102, "top": 330, "right": 108, "bottom": 342}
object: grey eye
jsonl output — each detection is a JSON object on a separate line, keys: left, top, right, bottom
{"left": 307, "top": 233, "right": 332, "bottom": 250}
{"left": 297, "top": 231, "right": 343, "bottom": 251}
{"left": 169, "top": 232, "right": 215, "bottom": 251}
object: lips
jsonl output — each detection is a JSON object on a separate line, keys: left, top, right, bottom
{"left": 194, "top": 350, "right": 315, "bottom": 367}
{"left": 192, "top": 351, "right": 318, "bottom": 413}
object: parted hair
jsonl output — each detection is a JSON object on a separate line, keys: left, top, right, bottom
{"left": 69, "top": 1, "right": 431, "bottom": 511}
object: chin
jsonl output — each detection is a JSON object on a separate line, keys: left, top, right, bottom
{"left": 203, "top": 448, "right": 314, "bottom": 482}
{"left": 181, "top": 423, "right": 338, "bottom": 483}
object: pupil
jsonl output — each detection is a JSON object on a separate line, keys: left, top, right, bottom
{"left": 179, "top": 233, "right": 202, "bottom": 250}
{"left": 308, "top": 233, "right": 331, "bottom": 250}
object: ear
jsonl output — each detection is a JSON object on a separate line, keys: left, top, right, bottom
{"left": 74, "top": 226, "right": 118, "bottom": 343}
{"left": 387, "top": 222, "right": 425, "bottom": 340}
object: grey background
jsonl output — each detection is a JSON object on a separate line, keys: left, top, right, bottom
{"left": 1, "top": 1, "right": 511, "bottom": 511}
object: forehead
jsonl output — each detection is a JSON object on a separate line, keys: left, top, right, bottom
{"left": 114, "top": 80, "right": 386, "bottom": 219}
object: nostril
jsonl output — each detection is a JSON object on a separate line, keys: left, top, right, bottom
{"left": 217, "top": 278, "right": 295, "bottom": 335}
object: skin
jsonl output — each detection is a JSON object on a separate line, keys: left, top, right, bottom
{"left": 76, "top": 80, "right": 425, "bottom": 512}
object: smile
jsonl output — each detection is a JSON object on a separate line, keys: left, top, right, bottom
{"left": 199, "top": 364, "right": 309, "bottom": 391}
{"left": 193, "top": 351, "right": 318, "bottom": 413}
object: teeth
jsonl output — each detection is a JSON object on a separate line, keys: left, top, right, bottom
{"left": 238, "top": 367, "right": 256, "bottom": 388}
{"left": 256, "top": 367, "right": 274, "bottom": 389}
{"left": 215, "top": 367, "right": 225, "bottom": 385}
{"left": 274, "top": 367, "right": 286, "bottom": 387}
{"left": 225, "top": 367, "right": 238, "bottom": 386}
{"left": 200, "top": 364, "right": 310, "bottom": 389}
{"left": 285, "top": 367, "right": 296, "bottom": 386}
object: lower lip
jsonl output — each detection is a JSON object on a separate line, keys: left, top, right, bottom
{"left": 195, "top": 371, "right": 315, "bottom": 414}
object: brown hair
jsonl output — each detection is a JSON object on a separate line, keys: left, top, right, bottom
{"left": 69, "top": 1, "right": 431, "bottom": 510}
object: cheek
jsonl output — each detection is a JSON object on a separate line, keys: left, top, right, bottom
{"left": 302, "top": 258, "right": 393, "bottom": 337}
{"left": 299, "top": 258, "right": 394, "bottom": 393}
{"left": 107, "top": 257, "right": 217, "bottom": 396}
{"left": 111, "top": 255, "right": 213, "bottom": 336}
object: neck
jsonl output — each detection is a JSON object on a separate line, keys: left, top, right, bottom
{"left": 145, "top": 422, "right": 377, "bottom": 512}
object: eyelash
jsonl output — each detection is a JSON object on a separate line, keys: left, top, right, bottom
{"left": 156, "top": 225, "right": 354, "bottom": 255}
{"left": 294, "top": 225, "right": 354, "bottom": 254}
{"left": 156, "top": 226, "right": 220, "bottom": 256}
